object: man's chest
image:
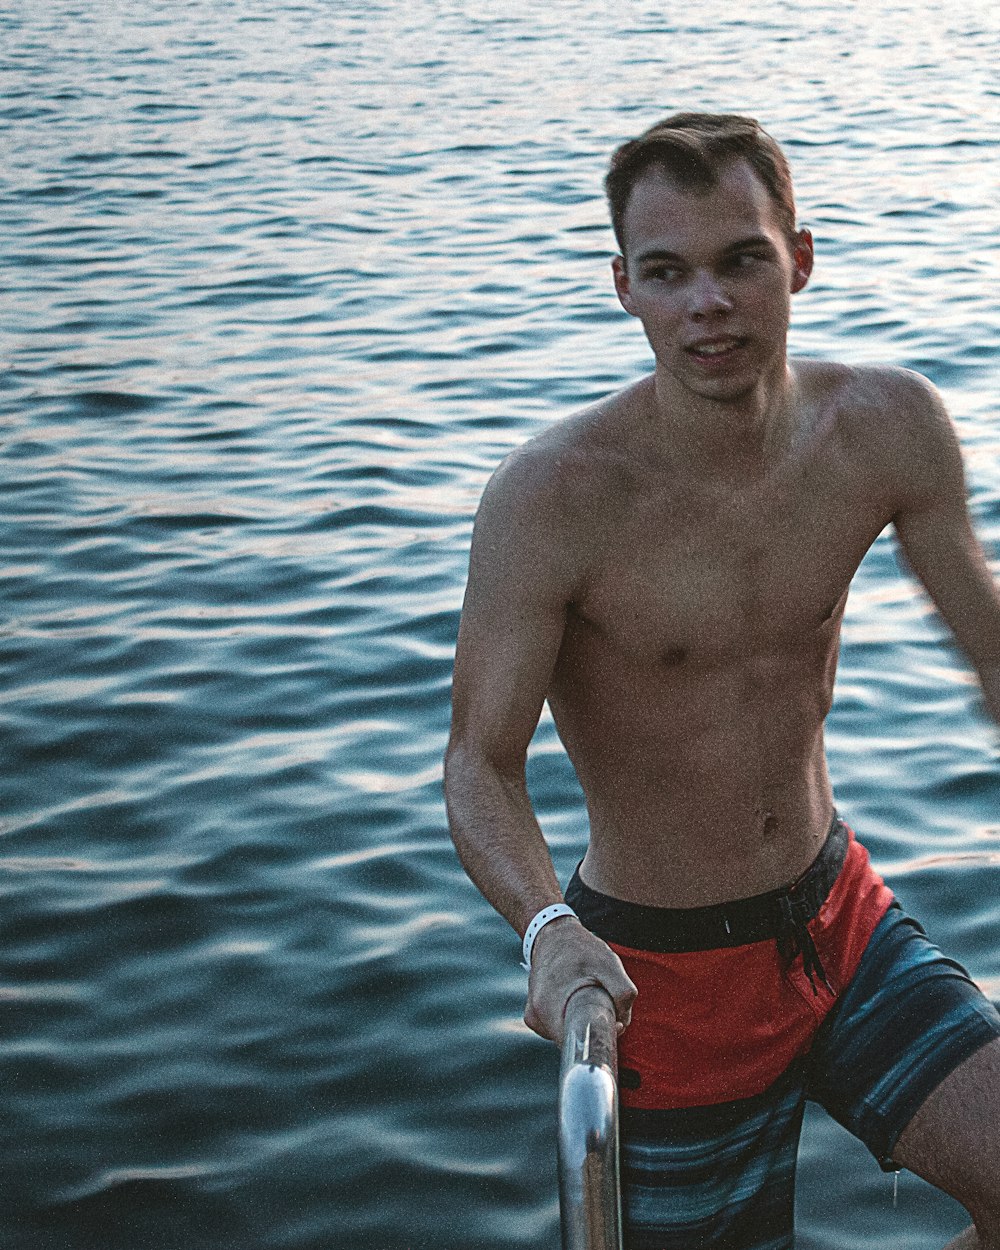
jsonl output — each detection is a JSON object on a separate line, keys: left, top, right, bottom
{"left": 570, "top": 468, "right": 890, "bottom": 664}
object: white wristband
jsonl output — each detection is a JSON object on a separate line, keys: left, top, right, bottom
{"left": 521, "top": 903, "right": 577, "bottom": 970}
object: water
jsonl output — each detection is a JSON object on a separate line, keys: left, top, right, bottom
{"left": 1, "top": 2, "right": 998, "bottom": 1247}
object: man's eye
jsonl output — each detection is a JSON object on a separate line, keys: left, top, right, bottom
{"left": 647, "top": 266, "right": 681, "bottom": 282}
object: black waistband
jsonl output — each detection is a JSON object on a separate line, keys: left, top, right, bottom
{"left": 565, "top": 814, "right": 847, "bottom": 954}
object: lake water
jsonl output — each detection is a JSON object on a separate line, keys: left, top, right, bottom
{"left": 2, "top": 1, "right": 998, "bottom": 1247}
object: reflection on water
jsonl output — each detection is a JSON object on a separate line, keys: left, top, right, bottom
{"left": 2, "top": 0, "right": 998, "bottom": 1246}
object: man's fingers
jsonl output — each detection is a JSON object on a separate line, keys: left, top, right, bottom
{"left": 525, "top": 981, "right": 582, "bottom": 1042}
{"left": 524, "top": 924, "right": 638, "bottom": 1044}
{"left": 523, "top": 1000, "right": 554, "bottom": 1041}
{"left": 610, "top": 973, "right": 637, "bottom": 1030}
{"left": 525, "top": 976, "right": 636, "bottom": 1045}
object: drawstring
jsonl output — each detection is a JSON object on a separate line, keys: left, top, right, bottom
{"left": 776, "top": 894, "right": 833, "bottom": 995}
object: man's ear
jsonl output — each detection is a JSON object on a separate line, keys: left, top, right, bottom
{"left": 612, "top": 254, "right": 638, "bottom": 316}
{"left": 790, "top": 228, "right": 814, "bottom": 294}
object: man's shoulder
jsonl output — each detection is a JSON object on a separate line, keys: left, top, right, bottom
{"left": 795, "top": 359, "right": 946, "bottom": 452}
{"left": 486, "top": 380, "right": 647, "bottom": 508}
{"left": 794, "top": 360, "right": 957, "bottom": 515}
{"left": 795, "top": 358, "right": 938, "bottom": 408}
{"left": 467, "top": 390, "right": 642, "bottom": 593}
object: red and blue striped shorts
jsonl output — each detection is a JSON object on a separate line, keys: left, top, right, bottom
{"left": 566, "top": 818, "right": 1000, "bottom": 1250}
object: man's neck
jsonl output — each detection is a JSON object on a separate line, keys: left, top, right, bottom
{"left": 649, "top": 359, "right": 799, "bottom": 484}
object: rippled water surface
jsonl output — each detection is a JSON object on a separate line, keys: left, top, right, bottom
{"left": 2, "top": 2, "right": 999, "bottom": 1247}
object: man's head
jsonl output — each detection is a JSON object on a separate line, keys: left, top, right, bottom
{"left": 605, "top": 113, "right": 797, "bottom": 256}
{"left": 605, "top": 114, "right": 813, "bottom": 404}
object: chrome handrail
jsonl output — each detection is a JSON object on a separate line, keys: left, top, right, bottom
{"left": 557, "top": 985, "right": 623, "bottom": 1250}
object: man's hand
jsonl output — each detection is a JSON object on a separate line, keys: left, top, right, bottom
{"left": 523, "top": 916, "right": 637, "bottom": 1045}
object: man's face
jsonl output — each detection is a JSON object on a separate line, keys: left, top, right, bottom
{"left": 612, "top": 159, "right": 813, "bottom": 404}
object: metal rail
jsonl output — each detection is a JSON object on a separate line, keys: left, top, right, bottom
{"left": 557, "top": 985, "right": 623, "bottom": 1250}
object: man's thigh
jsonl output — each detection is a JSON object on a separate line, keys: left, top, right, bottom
{"left": 806, "top": 902, "right": 1000, "bottom": 1172}
{"left": 620, "top": 1064, "right": 806, "bottom": 1250}
{"left": 892, "top": 1035, "right": 1000, "bottom": 1225}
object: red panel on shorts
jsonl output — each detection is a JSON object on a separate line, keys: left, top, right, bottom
{"left": 614, "top": 830, "right": 894, "bottom": 1109}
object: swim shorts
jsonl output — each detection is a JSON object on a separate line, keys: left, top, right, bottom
{"left": 565, "top": 816, "right": 1000, "bottom": 1250}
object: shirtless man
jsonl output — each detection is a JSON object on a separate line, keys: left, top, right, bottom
{"left": 444, "top": 113, "right": 1000, "bottom": 1249}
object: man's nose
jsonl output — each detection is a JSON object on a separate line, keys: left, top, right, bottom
{"left": 688, "top": 270, "right": 733, "bottom": 318}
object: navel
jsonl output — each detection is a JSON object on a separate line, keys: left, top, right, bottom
{"left": 660, "top": 645, "right": 687, "bottom": 667}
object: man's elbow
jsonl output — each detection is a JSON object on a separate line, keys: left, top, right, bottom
{"left": 442, "top": 729, "right": 472, "bottom": 795}
{"left": 443, "top": 732, "right": 526, "bottom": 819}
{"left": 443, "top": 736, "right": 495, "bottom": 870}
{"left": 976, "top": 662, "right": 1000, "bottom": 728}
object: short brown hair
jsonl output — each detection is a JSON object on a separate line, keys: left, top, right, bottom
{"left": 605, "top": 112, "right": 797, "bottom": 252}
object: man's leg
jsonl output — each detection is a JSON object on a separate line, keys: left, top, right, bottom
{"left": 892, "top": 1036, "right": 1000, "bottom": 1250}
{"left": 619, "top": 1068, "right": 805, "bottom": 1250}
{"left": 804, "top": 901, "right": 1000, "bottom": 1247}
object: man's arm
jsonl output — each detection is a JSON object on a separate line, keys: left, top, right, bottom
{"left": 889, "top": 373, "right": 1000, "bottom": 725}
{"left": 444, "top": 450, "right": 636, "bottom": 1043}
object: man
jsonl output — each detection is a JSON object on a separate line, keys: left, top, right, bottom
{"left": 444, "top": 113, "right": 1000, "bottom": 1249}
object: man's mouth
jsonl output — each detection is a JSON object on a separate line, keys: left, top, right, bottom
{"left": 687, "top": 337, "right": 746, "bottom": 360}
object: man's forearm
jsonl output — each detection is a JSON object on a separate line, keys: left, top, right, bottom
{"left": 443, "top": 737, "right": 565, "bottom": 937}
{"left": 444, "top": 735, "right": 638, "bottom": 1044}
